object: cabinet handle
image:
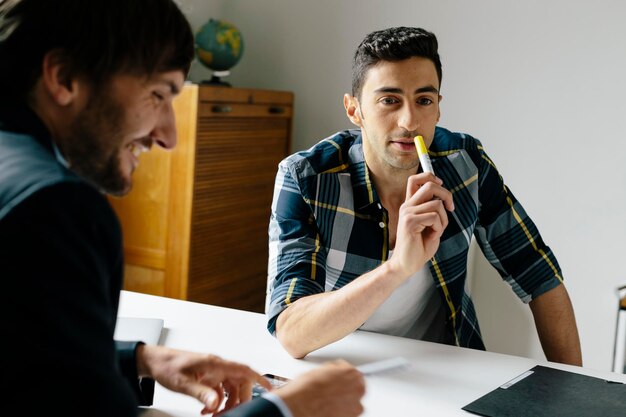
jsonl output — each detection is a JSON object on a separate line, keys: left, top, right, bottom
{"left": 211, "top": 105, "right": 232, "bottom": 113}
{"left": 268, "top": 106, "right": 285, "bottom": 114}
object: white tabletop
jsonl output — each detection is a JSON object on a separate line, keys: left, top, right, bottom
{"left": 118, "top": 290, "right": 626, "bottom": 417}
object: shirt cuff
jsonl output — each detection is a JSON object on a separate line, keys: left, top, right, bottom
{"left": 261, "top": 392, "right": 293, "bottom": 417}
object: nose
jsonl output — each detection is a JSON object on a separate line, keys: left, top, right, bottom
{"left": 151, "top": 102, "right": 177, "bottom": 150}
{"left": 397, "top": 103, "right": 419, "bottom": 132}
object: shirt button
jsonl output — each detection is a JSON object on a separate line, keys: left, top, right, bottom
{"left": 377, "top": 203, "right": 382, "bottom": 210}
{"left": 379, "top": 222, "right": 385, "bottom": 228}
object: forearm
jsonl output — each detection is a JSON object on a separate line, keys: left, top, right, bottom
{"left": 276, "top": 261, "right": 406, "bottom": 358}
{"left": 529, "top": 284, "right": 582, "bottom": 366}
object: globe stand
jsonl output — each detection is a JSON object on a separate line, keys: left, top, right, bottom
{"left": 200, "top": 70, "right": 232, "bottom": 87}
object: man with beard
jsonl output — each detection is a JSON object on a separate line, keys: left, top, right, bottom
{"left": 0, "top": 1, "right": 365, "bottom": 416}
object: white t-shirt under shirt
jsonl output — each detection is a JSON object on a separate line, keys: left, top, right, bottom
{"left": 359, "top": 250, "right": 452, "bottom": 344}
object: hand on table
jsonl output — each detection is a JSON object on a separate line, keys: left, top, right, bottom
{"left": 137, "top": 345, "right": 271, "bottom": 415}
{"left": 274, "top": 360, "right": 366, "bottom": 417}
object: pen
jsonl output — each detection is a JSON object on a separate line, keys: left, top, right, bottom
{"left": 414, "top": 135, "right": 434, "bottom": 174}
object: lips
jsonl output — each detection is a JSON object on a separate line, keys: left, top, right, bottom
{"left": 126, "top": 139, "right": 153, "bottom": 170}
{"left": 128, "top": 142, "right": 148, "bottom": 157}
{"left": 128, "top": 138, "right": 153, "bottom": 157}
{"left": 390, "top": 139, "right": 417, "bottom": 152}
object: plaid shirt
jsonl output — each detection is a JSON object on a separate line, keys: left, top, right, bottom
{"left": 266, "top": 126, "right": 563, "bottom": 350}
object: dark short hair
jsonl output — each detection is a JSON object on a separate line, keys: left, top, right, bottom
{"left": 351, "top": 26, "right": 442, "bottom": 99}
{"left": 0, "top": 0, "right": 194, "bottom": 102}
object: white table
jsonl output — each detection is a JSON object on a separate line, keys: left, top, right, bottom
{"left": 118, "top": 290, "right": 626, "bottom": 416}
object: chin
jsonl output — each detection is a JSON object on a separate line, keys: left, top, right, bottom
{"left": 105, "top": 183, "right": 132, "bottom": 197}
{"left": 99, "top": 170, "right": 133, "bottom": 197}
{"left": 118, "top": 175, "right": 134, "bottom": 196}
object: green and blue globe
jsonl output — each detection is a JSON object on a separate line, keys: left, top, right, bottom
{"left": 195, "top": 18, "right": 244, "bottom": 73}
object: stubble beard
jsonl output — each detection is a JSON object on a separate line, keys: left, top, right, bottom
{"left": 384, "top": 148, "right": 419, "bottom": 172}
{"left": 65, "top": 91, "right": 131, "bottom": 196}
{"left": 380, "top": 134, "right": 420, "bottom": 173}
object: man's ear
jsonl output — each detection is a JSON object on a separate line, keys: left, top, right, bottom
{"left": 41, "top": 50, "right": 79, "bottom": 106}
{"left": 343, "top": 93, "right": 362, "bottom": 127}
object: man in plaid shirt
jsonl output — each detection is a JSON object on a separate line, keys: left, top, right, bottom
{"left": 266, "top": 26, "right": 582, "bottom": 365}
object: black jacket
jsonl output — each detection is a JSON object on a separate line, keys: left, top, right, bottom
{"left": 0, "top": 105, "right": 281, "bottom": 417}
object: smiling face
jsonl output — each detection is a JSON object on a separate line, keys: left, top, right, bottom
{"left": 346, "top": 57, "right": 441, "bottom": 176}
{"left": 65, "top": 71, "right": 185, "bottom": 196}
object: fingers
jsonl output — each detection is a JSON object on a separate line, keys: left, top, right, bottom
{"left": 402, "top": 200, "right": 449, "bottom": 233}
{"left": 207, "top": 365, "right": 268, "bottom": 413}
{"left": 394, "top": 178, "right": 451, "bottom": 273}
{"left": 194, "top": 386, "right": 221, "bottom": 415}
{"left": 160, "top": 352, "right": 269, "bottom": 415}
{"left": 405, "top": 173, "right": 454, "bottom": 212}
{"left": 223, "top": 381, "right": 239, "bottom": 411}
{"left": 221, "top": 380, "right": 254, "bottom": 411}
{"left": 239, "top": 380, "right": 254, "bottom": 402}
{"left": 399, "top": 192, "right": 449, "bottom": 239}
{"left": 405, "top": 172, "right": 440, "bottom": 201}
{"left": 198, "top": 379, "right": 257, "bottom": 416}
{"left": 315, "top": 360, "right": 366, "bottom": 395}
{"left": 222, "top": 359, "right": 271, "bottom": 389}
{"left": 252, "top": 372, "right": 272, "bottom": 391}
{"left": 276, "top": 360, "right": 366, "bottom": 417}
{"left": 202, "top": 357, "right": 271, "bottom": 392}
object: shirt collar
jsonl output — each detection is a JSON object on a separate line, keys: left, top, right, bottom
{"left": 346, "top": 130, "right": 381, "bottom": 211}
{"left": 0, "top": 101, "right": 60, "bottom": 160}
{"left": 51, "top": 140, "right": 70, "bottom": 168}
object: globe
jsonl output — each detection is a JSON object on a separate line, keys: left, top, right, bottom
{"left": 195, "top": 18, "right": 244, "bottom": 86}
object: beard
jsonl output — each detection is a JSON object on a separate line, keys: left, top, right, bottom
{"left": 64, "top": 90, "right": 132, "bottom": 196}
{"left": 383, "top": 147, "right": 420, "bottom": 171}
{"left": 363, "top": 129, "right": 420, "bottom": 172}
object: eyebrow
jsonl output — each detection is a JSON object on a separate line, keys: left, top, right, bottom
{"left": 373, "top": 85, "right": 440, "bottom": 95}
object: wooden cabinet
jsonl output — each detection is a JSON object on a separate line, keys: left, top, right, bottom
{"left": 108, "top": 84, "right": 293, "bottom": 313}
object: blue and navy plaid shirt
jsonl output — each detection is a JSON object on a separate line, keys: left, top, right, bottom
{"left": 266, "top": 126, "right": 563, "bottom": 350}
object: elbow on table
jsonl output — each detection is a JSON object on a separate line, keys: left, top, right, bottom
{"left": 275, "top": 317, "right": 317, "bottom": 358}
{"left": 275, "top": 304, "right": 318, "bottom": 359}
{"left": 276, "top": 329, "right": 311, "bottom": 359}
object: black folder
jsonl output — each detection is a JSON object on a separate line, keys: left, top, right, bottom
{"left": 462, "top": 365, "right": 626, "bottom": 417}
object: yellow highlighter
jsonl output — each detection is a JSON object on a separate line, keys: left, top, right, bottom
{"left": 414, "top": 135, "right": 434, "bottom": 174}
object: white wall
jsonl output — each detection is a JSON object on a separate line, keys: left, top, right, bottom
{"left": 185, "top": 0, "right": 626, "bottom": 372}
{"left": 174, "top": 0, "right": 224, "bottom": 81}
